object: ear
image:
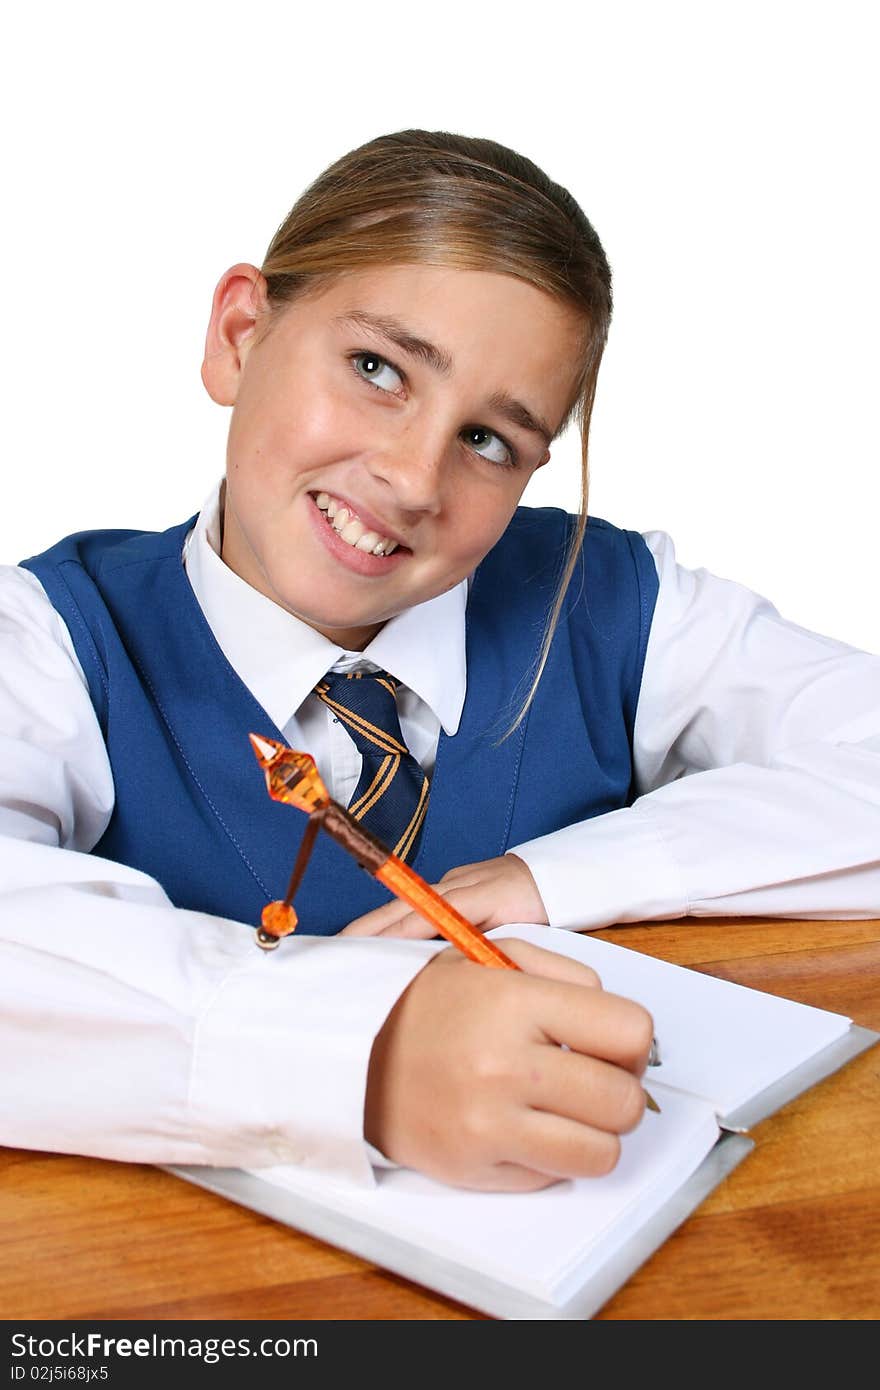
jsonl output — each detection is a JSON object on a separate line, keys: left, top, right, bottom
{"left": 200, "top": 263, "right": 270, "bottom": 406}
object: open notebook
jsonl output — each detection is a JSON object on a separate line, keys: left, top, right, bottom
{"left": 168, "top": 924, "right": 878, "bottom": 1320}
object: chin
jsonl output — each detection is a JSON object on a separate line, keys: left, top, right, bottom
{"left": 285, "top": 598, "right": 375, "bottom": 636}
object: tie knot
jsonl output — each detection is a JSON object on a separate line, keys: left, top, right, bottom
{"left": 318, "top": 667, "right": 398, "bottom": 693}
{"left": 314, "top": 669, "right": 407, "bottom": 757}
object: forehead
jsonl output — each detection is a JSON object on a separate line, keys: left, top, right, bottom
{"left": 303, "top": 263, "right": 584, "bottom": 343}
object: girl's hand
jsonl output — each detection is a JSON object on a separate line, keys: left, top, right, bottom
{"left": 364, "top": 937, "right": 654, "bottom": 1190}
{"left": 339, "top": 853, "right": 548, "bottom": 938}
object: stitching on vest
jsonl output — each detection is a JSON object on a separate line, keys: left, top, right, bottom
{"left": 464, "top": 541, "right": 533, "bottom": 852}
{"left": 624, "top": 529, "right": 653, "bottom": 679}
{"left": 621, "top": 532, "right": 658, "bottom": 758}
{"left": 100, "top": 551, "right": 186, "bottom": 572}
{"left": 55, "top": 562, "right": 110, "bottom": 703}
{"left": 499, "top": 696, "right": 533, "bottom": 853}
{"left": 93, "top": 518, "right": 197, "bottom": 574}
{"left": 128, "top": 651, "right": 272, "bottom": 898}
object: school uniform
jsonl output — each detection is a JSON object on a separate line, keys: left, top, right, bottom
{"left": 2, "top": 478, "right": 879, "bottom": 1184}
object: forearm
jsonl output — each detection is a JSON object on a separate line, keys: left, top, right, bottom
{"left": 0, "top": 839, "right": 437, "bottom": 1182}
{"left": 512, "top": 739, "right": 880, "bottom": 929}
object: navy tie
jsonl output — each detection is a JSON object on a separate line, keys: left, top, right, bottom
{"left": 314, "top": 670, "right": 430, "bottom": 863}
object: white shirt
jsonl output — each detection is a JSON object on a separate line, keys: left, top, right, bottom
{"left": 180, "top": 479, "right": 468, "bottom": 804}
{"left": 2, "top": 478, "right": 879, "bottom": 1185}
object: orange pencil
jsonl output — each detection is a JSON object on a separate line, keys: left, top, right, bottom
{"left": 248, "top": 734, "right": 517, "bottom": 968}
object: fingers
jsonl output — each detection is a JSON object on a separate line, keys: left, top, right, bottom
{"left": 550, "top": 984, "right": 653, "bottom": 1067}
{"left": 446, "top": 1163, "right": 566, "bottom": 1194}
{"left": 341, "top": 854, "right": 548, "bottom": 938}
{"left": 505, "top": 1111, "right": 624, "bottom": 1182}
{"left": 521, "top": 1046, "right": 647, "bottom": 1136}
{"left": 536, "top": 979, "right": 654, "bottom": 1075}
{"left": 341, "top": 873, "right": 468, "bottom": 937}
{"left": 340, "top": 898, "right": 413, "bottom": 936}
{"left": 490, "top": 937, "right": 601, "bottom": 989}
{"left": 460, "top": 1055, "right": 647, "bottom": 1190}
{"left": 482, "top": 941, "right": 652, "bottom": 1071}
{"left": 341, "top": 879, "right": 492, "bottom": 939}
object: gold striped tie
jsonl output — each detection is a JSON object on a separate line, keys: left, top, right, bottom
{"left": 314, "top": 670, "right": 430, "bottom": 863}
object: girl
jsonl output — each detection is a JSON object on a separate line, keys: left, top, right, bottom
{"left": 1, "top": 130, "right": 878, "bottom": 1194}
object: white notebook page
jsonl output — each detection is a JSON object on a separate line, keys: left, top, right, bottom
{"left": 249, "top": 1088, "right": 718, "bottom": 1299}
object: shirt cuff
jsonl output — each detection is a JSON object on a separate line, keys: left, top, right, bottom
{"left": 365, "top": 1140, "right": 401, "bottom": 1169}
{"left": 189, "top": 935, "right": 443, "bottom": 1185}
{"left": 509, "top": 804, "right": 689, "bottom": 931}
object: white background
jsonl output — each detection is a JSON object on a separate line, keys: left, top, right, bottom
{"left": 3, "top": 1, "right": 877, "bottom": 650}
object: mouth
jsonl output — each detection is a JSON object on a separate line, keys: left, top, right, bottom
{"left": 310, "top": 491, "right": 406, "bottom": 556}
{"left": 307, "top": 491, "right": 410, "bottom": 575}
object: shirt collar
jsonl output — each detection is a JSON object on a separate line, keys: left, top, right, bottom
{"left": 182, "top": 478, "right": 467, "bottom": 736}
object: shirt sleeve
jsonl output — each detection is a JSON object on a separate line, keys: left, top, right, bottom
{"left": 0, "top": 565, "right": 437, "bottom": 1184}
{"left": 510, "top": 530, "right": 880, "bottom": 929}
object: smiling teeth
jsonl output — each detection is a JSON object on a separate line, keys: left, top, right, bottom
{"left": 314, "top": 493, "right": 399, "bottom": 555}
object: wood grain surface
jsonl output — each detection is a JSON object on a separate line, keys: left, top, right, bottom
{"left": 3, "top": 916, "right": 879, "bottom": 1321}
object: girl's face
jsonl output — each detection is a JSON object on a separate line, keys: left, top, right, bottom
{"left": 204, "top": 262, "right": 586, "bottom": 649}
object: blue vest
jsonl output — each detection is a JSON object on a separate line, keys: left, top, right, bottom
{"left": 19, "top": 506, "right": 659, "bottom": 935}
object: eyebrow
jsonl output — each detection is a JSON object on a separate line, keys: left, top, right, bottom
{"left": 331, "top": 308, "right": 556, "bottom": 447}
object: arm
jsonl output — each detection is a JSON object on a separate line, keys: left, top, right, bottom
{"left": 520, "top": 529, "right": 880, "bottom": 929}
{"left": 344, "top": 530, "right": 880, "bottom": 935}
{"left": 0, "top": 565, "right": 435, "bottom": 1183}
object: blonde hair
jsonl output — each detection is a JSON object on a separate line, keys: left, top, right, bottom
{"left": 259, "top": 129, "right": 613, "bottom": 739}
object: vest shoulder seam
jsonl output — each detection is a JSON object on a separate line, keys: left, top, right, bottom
{"left": 97, "top": 552, "right": 182, "bottom": 574}
{"left": 619, "top": 527, "right": 660, "bottom": 738}
{"left": 49, "top": 560, "right": 110, "bottom": 703}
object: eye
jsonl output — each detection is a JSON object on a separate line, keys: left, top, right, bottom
{"left": 349, "top": 351, "right": 405, "bottom": 396}
{"left": 461, "top": 425, "right": 516, "bottom": 468}
{"left": 348, "top": 349, "right": 518, "bottom": 469}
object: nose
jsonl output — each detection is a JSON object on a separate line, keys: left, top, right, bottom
{"left": 367, "top": 434, "right": 445, "bottom": 517}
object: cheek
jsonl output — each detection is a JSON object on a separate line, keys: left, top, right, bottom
{"left": 228, "top": 377, "right": 364, "bottom": 480}
{"left": 445, "top": 490, "right": 520, "bottom": 567}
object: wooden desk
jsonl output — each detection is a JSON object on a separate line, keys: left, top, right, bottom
{"left": 3, "top": 917, "right": 879, "bottom": 1321}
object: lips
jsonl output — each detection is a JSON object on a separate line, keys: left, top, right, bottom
{"left": 306, "top": 491, "right": 409, "bottom": 576}
{"left": 311, "top": 491, "right": 407, "bottom": 555}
